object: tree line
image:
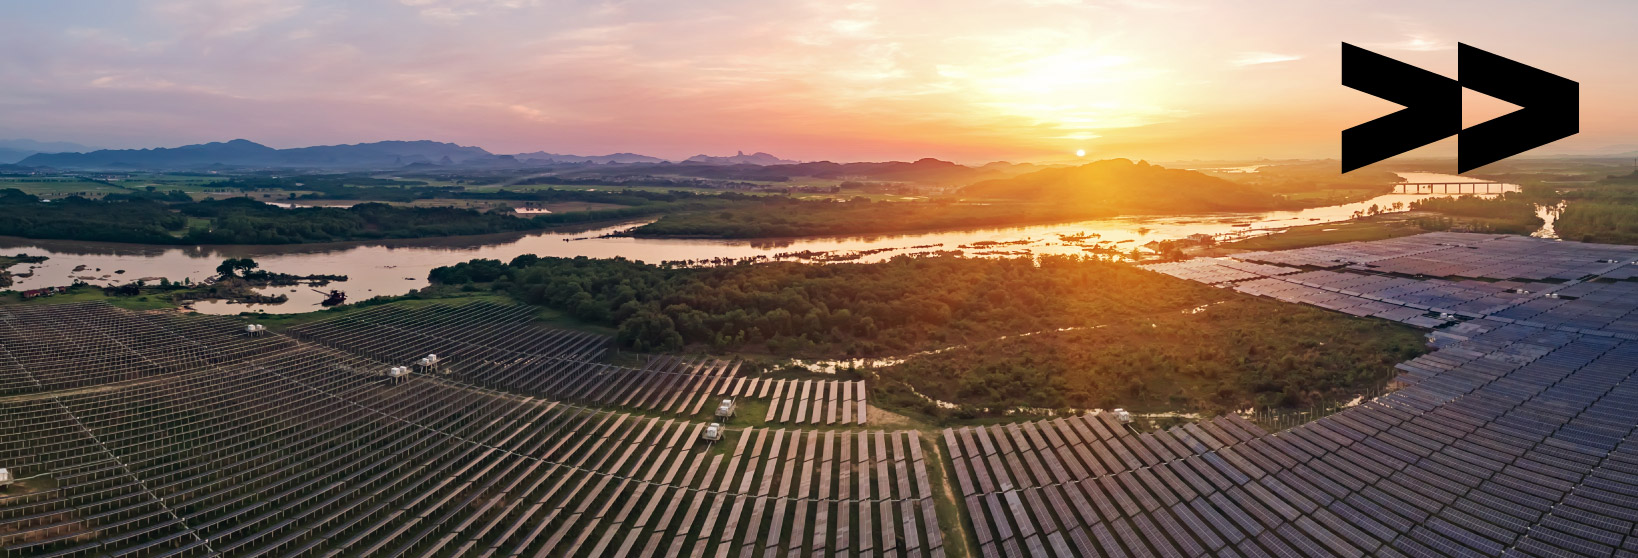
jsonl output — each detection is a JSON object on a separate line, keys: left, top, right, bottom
{"left": 1547, "top": 171, "right": 1638, "bottom": 244}
{"left": 428, "top": 254, "right": 1425, "bottom": 414}
{"left": 0, "top": 189, "right": 544, "bottom": 244}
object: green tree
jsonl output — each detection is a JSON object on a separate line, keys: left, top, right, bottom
{"left": 216, "top": 258, "right": 260, "bottom": 278}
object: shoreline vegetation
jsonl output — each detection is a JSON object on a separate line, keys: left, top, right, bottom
{"left": 0, "top": 257, "right": 353, "bottom": 308}
{"left": 0, "top": 158, "right": 1409, "bottom": 245}
{"left": 0, "top": 186, "right": 741, "bottom": 245}
{"left": 0, "top": 253, "right": 49, "bottom": 288}
{"left": 1546, "top": 169, "right": 1638, "bottom": 244}
{"left": 628, "top": 159, "right": 1403, "bottom": 239}
{"left": 1211, "top": 193, "right": 1546, "bottom": 253}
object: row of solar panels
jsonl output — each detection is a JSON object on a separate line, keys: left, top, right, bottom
{"left": 0, "top": 307, "right": 930, "bottom": 558}
{"left": 1146, "top": 234, "right": 1638, "bottom": 340}
{"left": 285, "top": 301, "right": 863, "bottom": 420}
{"left": 0, "top": 303, "right": 297, "bottom": 395}
{"left": 943, "top": 325, "right": 1638, "bottom": 558}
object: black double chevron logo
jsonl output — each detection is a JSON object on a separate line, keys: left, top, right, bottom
{"left": 1342, "top": 43, "right": 1578, "bottom": 173}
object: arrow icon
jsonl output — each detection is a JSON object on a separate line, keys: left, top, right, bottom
{"left": 1457, "top": 43, "right": 1579, "bottom": 172}
{"left": 1341, "top": 43, "right": 1578, "bottom": 173}
{"left": 1342, "top": 43, "right": 1461, "bottom": 173}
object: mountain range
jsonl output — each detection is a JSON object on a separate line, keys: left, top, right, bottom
{"left": 0, "top": 139, "right": 99, "bottom": 164}
{"left": 18, "top": 139, "right": 507, "bottom": 170}
{"left": 11, "top": 139, "right": 819, "bottom": 170}
{"left": 683, "top": 151, "right": 798, "bottom": 165}
{"left": 509, "top": 152, "right": 666, "bottom": 164}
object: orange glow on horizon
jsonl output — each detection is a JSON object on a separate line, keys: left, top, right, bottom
{"left": 1, "top": 1, "right": 1635, "bottom": 163}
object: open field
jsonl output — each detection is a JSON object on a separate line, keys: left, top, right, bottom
{"left": 0, "top": 177, "right": 127, "bottom": 197}
{"left": 0, "top": 286, "right": 179, "bottom": 310}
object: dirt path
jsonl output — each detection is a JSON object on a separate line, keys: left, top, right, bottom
{"left": 865, "top": 403, "right": 916, "bottom": 429}
{"left": 925, "top": 432, "right": 977, "bottom": 558}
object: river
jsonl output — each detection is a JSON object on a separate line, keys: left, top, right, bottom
{"left": 0, "top": 173, "right": 1524, "bottom": 315}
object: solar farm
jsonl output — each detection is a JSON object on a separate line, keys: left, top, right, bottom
{"left": 7, "top": 232, "right": 1638, "bottom": 557}
{"left": 0, "top": 302, "right": 921, "bottom": 557}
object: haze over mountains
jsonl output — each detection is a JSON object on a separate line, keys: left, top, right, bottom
{"left": 9, "top": 139, "right": 818, "bottom": 171}
{"left": 506, "top": 152, "right": 666, "bottom": 165}
{"left": 0, "top": 139, "right": 99, "bottom": 164}
{"left": 683, "top": 151, "right": 798, "bottom": 165}
{"left": 962, "top": 158, "right": 1278, "bottom": 211}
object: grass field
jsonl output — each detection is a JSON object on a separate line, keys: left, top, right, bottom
{"left": 0, "top": 173, "right": 233, "bottom": 199}
{"left": 0, "top": 178, "right": 127, "bottom": 197}
{"left": 0, "top": 288, "right": 178, "bottom": 311}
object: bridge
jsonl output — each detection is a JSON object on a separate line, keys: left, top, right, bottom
{"left": 1393, "top": 181, "right": 1513, "bottom": 194}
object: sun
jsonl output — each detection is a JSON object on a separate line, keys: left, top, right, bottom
{"left": 1075, "top": 149, "right": 1086, "bottom": 157}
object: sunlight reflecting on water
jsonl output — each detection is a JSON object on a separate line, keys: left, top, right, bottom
{"left": 0, "top": 173, "right": 1518, "bottom": 314}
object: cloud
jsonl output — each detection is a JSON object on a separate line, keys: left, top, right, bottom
{"left": 1231, "top": 51, "right": 1301, "bottom": 67}
{"left": 398, "top": 0, "right": 539, "bottom": 21}
{"left": 89, "top": 74, "right": 234, "bottom": 98}
{"left": 149, "top": 0, "right": 304, "bottom": 36}
{"left": 1372, "top": 33, "right": 1452, "bottom": 52}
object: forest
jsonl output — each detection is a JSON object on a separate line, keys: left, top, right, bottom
{"left": 628, "top": 159, "right": 1383, "bottom": 239}
{"left": 628, "top": 196, "right": 1118, "bottom": 238}
{"left": 0, "top": 189, "right": 547, "bottom": 244}
{"left": 874, "top": 298, "right": 1425, "bottom": 416}
{"left": 209, "top": 174, "right": 744, "bottom": 206}
{"left": 1407, "top": 194, "right": 1544, "bottom": 234}
{"left": 1220, "top": 160, "right": 1401, "bottom": 197}
{"left": 428, "top": 253, "right": 1426, "bottom": 413}
{"left": 960, "top": 158, "right": 1284, "bottom": 211}
{"left": 1548, "top": 171, "right": 1638, "bottom": 244}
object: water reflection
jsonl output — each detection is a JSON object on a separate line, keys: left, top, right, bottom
{"left": 1, "top": 174, "right": 1520, "bottom": 315}
{"left": 1533, "top": 202, "right": 1566, "bottom": 240}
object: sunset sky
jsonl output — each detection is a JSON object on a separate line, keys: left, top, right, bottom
{"left": 3, "top": 0, "right": 1635, "bottom": 163}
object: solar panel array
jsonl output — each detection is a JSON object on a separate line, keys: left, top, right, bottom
{"left": 1115, "top": 233, "right": 1638, "bottom": 557}
{"left": 1229, "top": 232, "right": 1488, "bottom": 269}
{"left": 13, "top": 231, "right": 1638, "bottom": 558}
{"left": 2, "top": 302, "right": 917, "bottom": 558}
{"left": 1146, "top": 233, "right": 1638, "bottom": 340}
{"left": 944, "top": 413, "right": 1269, "bottom": 558}
{"left": 0, "top": 303, "right": 296, "bottom": 395}
{"left": 285, "top": 302, "right": 843, "bottom": 419}
{"left": 1229, "top": 233, "right": 1638, "bottom": 281}
{"left": 756, "top": 377, "right": 868, "bottom": 425}
{"left": 944, "top": 330, "right": 1638, "bottom": 557}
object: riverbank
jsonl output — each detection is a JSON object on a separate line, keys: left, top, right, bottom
{"left": 0, "top": 177, "right": 1523, "bottom": 315}
{"left": 625, "top": 188, "right": 1400, "bottom": 240}
{"left": 0, "top": 253, "right": 48, "bottom": 288}
{"left": 1208, "top": 196, "right": 1550, "bottom": 253}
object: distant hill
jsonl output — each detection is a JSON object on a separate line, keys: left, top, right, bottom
{"left": 558, "top": 157, "right": 1035, "bottom": 186}
{"left": 684, "top": 151, "right": 798, "bottom": 165}
{"left": 961, "top": 158, "right": 1279, "bottom": 212}
{"left": 20, "top": 139, "right": 502, "bottom": 170}
{"left": 22, "top": 139, "right": 278, "bottom": 168}
{"left": 0, "top": 139, "right": 99, "bottom": 164}
{"left": 0, "top": 148, "right": 35, "bottom": 165}
{"left": 511, "top": 152, "right": 667, "bottom": 164}
{"left": 278, "top": 140, "right": 494, "bottom": 167}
